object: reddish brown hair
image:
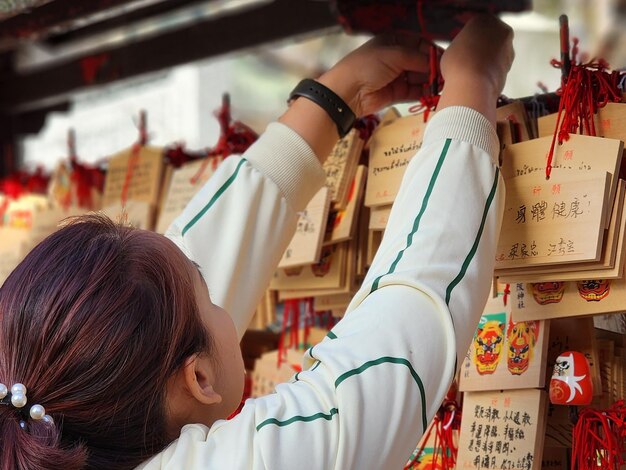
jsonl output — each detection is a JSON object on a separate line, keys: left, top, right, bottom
{"left": 0, "top": 215, "right": 211, "bottom": 469}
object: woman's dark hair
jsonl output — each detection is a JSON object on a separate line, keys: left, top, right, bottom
{"left": 0, "top": 215, "right": 211, "bottom": 469}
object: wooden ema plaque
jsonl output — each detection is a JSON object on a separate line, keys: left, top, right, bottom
{"left": 278, "top": 187, "right": 331, "bottom": 269}
{"left": 537, "top": 102, "right": 626, "bottom": 141}
{"left": 456, "top": 389, "right": 547, "bottom": 470}
{"left": 496, "top": 101, "right": 533, "bottom": 142}
{"left": 101, "top": 200, "right": 155, "bottom": 231}
{"left": 495, "top": 172, "right": 610, "bottom": 269}
{"left": 102, "top": 146, "right": 165, "bottom": 208}
{"left": 156, "top": 156, "right": 223, "bottom": 234}
{"left": 322, "top": 129, "right": 363, "bottom": 208}
{"left": 497, "top": 180, "right": 626, "bottom": 282}
{"left": 324, "top": 165, "right": 366, "bottom": 245}
{"left": 501, "top": 134, "right": 623, "bottom": 229}
{"left": 270, "top": 242, "right": 347, "bottom": 292}
{"left": 0, "top": 227, "right": 28, "bottom": 286}
{"left": 511, "top": 278, "right": 626, "bottom": 322}
{"left": 369, "top": 204, "right": 391, "bottom": 231}
{"left": 459, "top": 285, "right": 550, "bottom": 392}
{"left": 278, "top": 238, "right": 357, "bottom": 300}
{"left": 365, "top": 113, "right": 427, "bottom": 207}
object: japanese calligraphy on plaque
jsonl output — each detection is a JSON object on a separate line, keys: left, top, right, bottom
{"left": 279, "top": 187, "right": 331, "bottom": 269}
{"left": 501, "top": 134, "right": 623, "bottom": 228}
{"left": 102, "top": 146, "right": 165, "bottom": 208}
{"left": 456, "top": 389, "right": 547, "bottom": 470}
{"left": 156, "top": 156, "right": 223, "bottom": 234}
{"left": 496, "top": 172, "right": 610, "bottom": 269}
{"left": 322, "top": 129, "right": 363, "bottom": 208}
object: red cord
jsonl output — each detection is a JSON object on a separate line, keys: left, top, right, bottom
{"left": 571, "top": 401, "right": 626, "bottom": 470}
{"left": 546, "top": 38, "right": 624, "bottom": 179}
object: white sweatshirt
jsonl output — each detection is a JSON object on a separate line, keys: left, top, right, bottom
{"left": 140, "top": 106, "right": 503, "bottom": 469}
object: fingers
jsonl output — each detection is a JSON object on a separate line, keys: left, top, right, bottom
{"left": 364, "top": 33, "right": 431, "bottom": 75}
{"left": 360, "top": 74, "right": 426, "bottom": 115}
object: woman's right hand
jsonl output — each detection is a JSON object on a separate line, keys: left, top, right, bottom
{"left": 438, "top": 15, "right": 515, "bottom": 125}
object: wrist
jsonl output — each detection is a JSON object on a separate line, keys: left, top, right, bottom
{"left": 438, "top": 76, "right": 498, "bottom": 128}
{"left": 317, "top": 68, "right": 361, "bottom": 117}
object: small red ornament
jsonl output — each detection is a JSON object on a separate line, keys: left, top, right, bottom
{"left": 549, "top": 351, "right": 593, "bottom": 406}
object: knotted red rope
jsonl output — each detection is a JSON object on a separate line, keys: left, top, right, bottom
{"left": 405, "top": 398, "right": 461, "bottom": 469}
{"left": 120, "top": 111, "right": 148, "bottom": 207}
{"left": 546, "top": 38, "right": 624, "bottom": 179}
{"left": 571, "top": 400, "right": 626, "bottom": 470}
{"left": 190, "top": 94, "right": 258, "bottom": 185}
{"left": 409, "top": 44, "right": 443, "bottom": 122}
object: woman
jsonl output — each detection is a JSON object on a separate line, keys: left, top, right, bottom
{"left": 0, "top": 15, "right": 513, "bottom": 470}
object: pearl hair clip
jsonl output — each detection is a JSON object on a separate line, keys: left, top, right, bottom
{"left": 0, "top": 383, "right": 54, "bottom": 424}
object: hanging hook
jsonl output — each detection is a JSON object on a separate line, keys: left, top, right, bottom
{"left": 67, "top": 129, "right": 77, "bottom": 161}
{"left": 134, "top": 110, "right": 148, "bottom": 146}
{"left": 559, "top": 14, "right": 571, "bottom": 82}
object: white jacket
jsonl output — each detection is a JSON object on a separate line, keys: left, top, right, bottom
{"left": 139, "top": 106, "right": 504, "bottom": 469}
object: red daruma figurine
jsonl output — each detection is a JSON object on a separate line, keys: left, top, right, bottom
{"left": 549, "top": 351, "right": 593, "bottom": 406}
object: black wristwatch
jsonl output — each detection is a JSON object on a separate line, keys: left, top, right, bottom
{"left": 289, "top": 79, "right": 357, "bottom": 138}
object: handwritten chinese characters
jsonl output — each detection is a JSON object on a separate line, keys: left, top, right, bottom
{"left": 496, "top": 173, "right": 610, "bottom": 269}
{"left": 278, "top": 187, "right": 331, "bottom": 269}
{"left": 457, "top": 389, "right": 547, "bottom": 470}
{"left": 156, "top": 156, "right": 222, "bottom": 234}
{"left": 322, "top": 130, "right": 363, "bottom": 208}
{"left": 102, "top": 146, "right": 165, "bottom": 208}
{"left": 501, "top": 134, "right": 623, "bottom": 230}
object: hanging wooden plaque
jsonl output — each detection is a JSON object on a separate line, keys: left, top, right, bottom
{"left": 511, "top": 278, "right": 626, "bottom": 322}
{"left": 501, "top": 134, "right": 623, "bottom": 228}
{"left": 365, "top": 113, "right": 427, "bottom": 207}
{"left": 322, "top": 129, "right": 363, "bottom": 208}
{"left": 325, "top": 165, "right": 366, "bottom": 244}
{"left": 102, "top": 146, "right": 165, "bottom": 208}
{"left": 495, "top": 172, "right": 610, "bottom": 269}
{"left": 459, "top": 284, "right": 550, "bottom": 392}
{"left": 156, "top": 156, "right": 222, "bottom": 234}
{"left": 456, "top": 389, "right": 547, "bottom": 470}
{"left": 497, "top": 180, "right": 626, "bottom": 282}
{"left": 537, "top": 102, "right": 626, "bottom": 141}
{"left": 496, "top": 100, "right": 533, "bottom": 142}
{"left": 368, "top": 204, "right": 392, "bottom": 231}
{"left": 270, "top": 242, "right": 347, "bottom": 292}
{"left": 101, "top": 200, "right": 155, "bottom": 231}
{"left": 278, "top": 187, "right": 331, "bottom": 269}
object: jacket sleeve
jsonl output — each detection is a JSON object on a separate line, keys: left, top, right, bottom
{"left": 146, "top": 106, "right": 504, "bottom": 470}
{"left": 165, "top": 123, "right": 326, "bottom": 339}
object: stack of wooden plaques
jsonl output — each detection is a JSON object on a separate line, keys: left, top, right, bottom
{"left": 0, "top": 194, "right": 83, "bottom": 285}
{"left": 494, "top": 102, "right": 626, "bottom": 325}
{"left": 269, "top": 129, "right": 368, "bottom": 316}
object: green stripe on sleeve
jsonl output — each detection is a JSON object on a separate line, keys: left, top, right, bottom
{"left": 181, "top": 158, "right": 247, "bottom": 237}
{"left": 369, "top": 139, "right": 451, "bottom": 294}
{"left": 326, "top": 331, "right": 337, "bottom": 339}
{"left": 256, "top": 408, "right": 338, "bottom": 431}
{"left": 334, "top": 356, "right": 428, "bottom": 431}
{"left": 445, "top": 167, "right": 499, "bottom": 306}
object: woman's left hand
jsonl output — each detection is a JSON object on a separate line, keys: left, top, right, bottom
{"left": 318, "top": 34, "right": 432, "bottom": 117}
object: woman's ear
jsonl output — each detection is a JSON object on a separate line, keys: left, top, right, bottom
{"left": 183, "top": 355, "right": 222, "bottom": 405}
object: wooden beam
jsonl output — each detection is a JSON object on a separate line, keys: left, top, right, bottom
{"left": 0, "top": 0, "right": 338, "bottom": 112}
{"left": 43, "top": 0, "right": 215, "bottom": 46}
{"left": 0, "top": 0, "right": 159, "bottom": 41}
